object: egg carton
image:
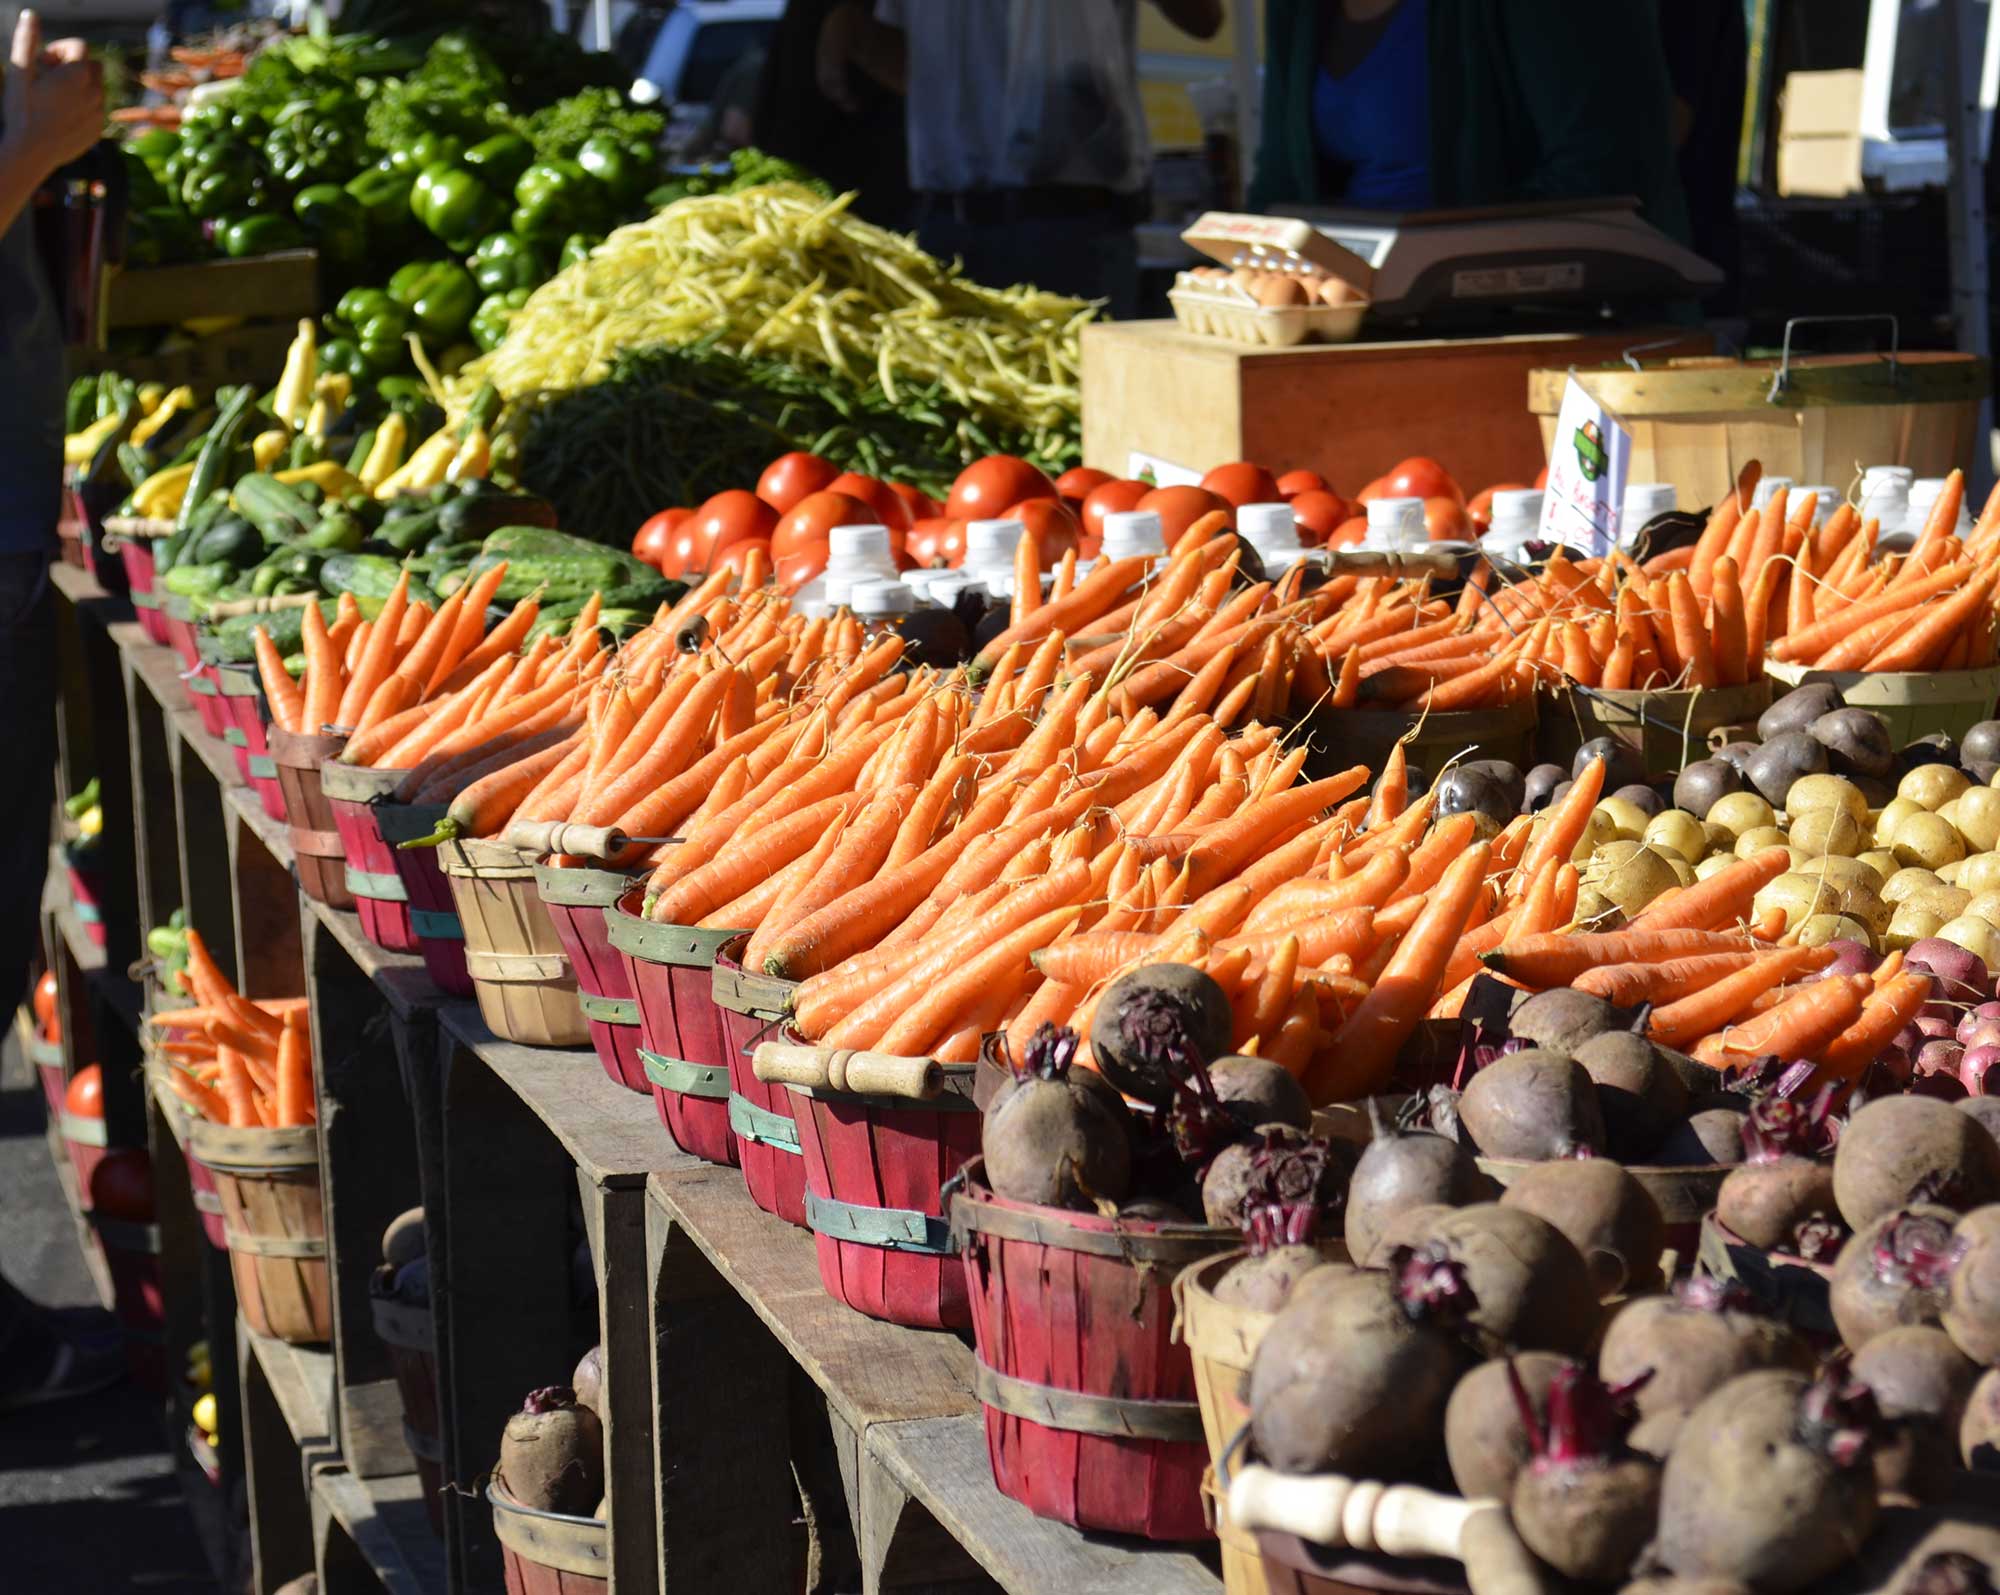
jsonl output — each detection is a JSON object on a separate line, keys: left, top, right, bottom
{"left": 1168, "top": 280, "right": 1367, "bottom": 347}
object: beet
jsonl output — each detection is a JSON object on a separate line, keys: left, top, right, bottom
{"left": 1835, "top": 1095, "right": 2000, "bottom": 1229}
{"left": 981, "top": 1024, "right": 1131, "bottom": 1208}
{"left": 1656, "top": 1365, "right": 1881, "bottom": 1591}
{"left": 1964, "top": 1366, "right": 2000, "bottom": 1470}
{"left": 1208, "top": 1053, "right": 1312, "bottom": 1132}
{"left": 1814, "top": 1502, "right": 2000, "bottom": 1595}
{"left": 1507, "top": 987, "right": 1640, "bottom": 1055}
{"left": 1852, "top": 1325, "right": 1982, "bottom": 1501}
{"left": 1715, "top": 1091, "right": 1841, "bottom": 1252}
{"left": 1943, "top": 1205, "right": 2000, "bottom": 1364}
{"left": 1247, "top": 1248, "right": 1476, "bottom": 1477}
{"left": 1498, "top": 1157, "right": 1666, "bottom": 1295}
{"left": 1342, "top": 1101, "right": 1494, "bottom": 1265}
{"left": 497, "top": 1386, "right": 604, "bottom": 1515}
{"left": 1959, "top": 1098, "right": 2000, "bottom": 1145}
{"left": 1598, "top": 1278, "right": 1808, "bottom": 1425}
{"left": 1654, "top": 1106, "right": 1750, "bottom": 1167}
{"left": 1457, "top": 1048, "right": 1607, "bottom": 1160}
{"left": 571, "top": 1345, "right": 604, "bottom": 1419}
{"left": 1414, "top": 1203, "right": 1601, "bottom": 1355}
{"left": 1200, "top": 1125, "right": 1346, "bottom": 1231}
{"left": 1443, "top": 1351, "right": 1566, "bottom": 1501}
{"left": 1574, "top": 1029, "right": 1692, "bottom": 1160}
{"left": 1087, "top": 965, "right": 1231, "bottom": 1105}
{"left": 1506, "top": 1361, "right": 1661, "bottom": 1585}
{"left": 1830, "top": 1206, "right": 1962, "bottom": 1351}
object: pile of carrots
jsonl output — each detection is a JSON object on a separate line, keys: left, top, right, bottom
{"left": 150, "top": 928, "right": 316, "bottom": 1129}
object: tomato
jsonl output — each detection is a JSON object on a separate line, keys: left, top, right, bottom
{"left": 1465, "top": 484, "right": 1528, "bottom": 532}
{"left": 826, "top": 472, "right": 913, "bottom": 534}
{"left": 905, "top": 516, "right": 964, "bottom": 568}
{"left": 775, "top": 551, "right": 827, "bottom": 592}
{"left": 32, "top": 969, "right": 57, "bottom": 1033}
{"left": 1276, "top": 469, "right": 1328, "bottom": 500}
{"left": 1288, "top": 489, "right": 1348, "bottom": 545}
{"left": 651, "top": 526, "right": 710, "bottom": 580}
{"left": 711, "top": 538, "right": 772, "bottom": 580}
{"left": 89, "top": 1148, "right": 155, "bottom": 1223}
{"left": 1055, "top": 466, "right": 1113, "bottom": 510}
{"left": 630, "top": 507, "right": 692, "bottom": 570}
{"left": 65, "top": 1063, "right": 103, "bottom": 1119}
{"left": 1328, "top": 516, "right": 1370, "bottom": 549}
{"left": 756, "top": 451, "right": 840, "bottom": 514}
{"left": 1137, "top": 484, "right": 1230, "bottom": 542}
{"left": 1382, "top": 456, "right": 1462, "bottom": 504}
{"left": 1424, "top": 497, "right": 1472, "bottom": 541}
{"left": 772, "top": 490, "right": 875, "bottom": 567}
{"left": 945, "top": 455, "right": 1057, "bottom": 522}
{"left": 1079, "top": 478, "right": 1149, "bottom": 546}
{"left": 887, "top": 481, "right": 942, "bottom": 522}
{"left": 1199, "top": 461, "right": 1281, "bottom": 508}
{"left": 1001, "top": 498, "right": 1082, "bottom": 567}
{"left": 688, "top": 489, "right": 778, "bottom": 565}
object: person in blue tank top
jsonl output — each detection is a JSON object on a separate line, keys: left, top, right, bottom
{"left": 1309, "top": 0, "right": 1433, "bottom": 212}
{"left": 0, "top": 10, "right": 125, "bottom": 1413}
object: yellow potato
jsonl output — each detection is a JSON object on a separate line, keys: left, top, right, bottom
{"left": 1594, "top": 797, "right": 1651, "bottom": 842}
{"left": 1702, "top": 820, "right": 1738, "bottom": 854}
{"left": 1855, "top": 849, "right": 1901, "bottom": 885}
{"left": 1785, "top": 774, "right": 1867, "bottom": 824}
{"left": 1585, "top": 843, "right": 1682, "bottom": 917}
{"left": 1936, "top": 913, "right": 2000, "bottom": 971}
{"left": 1797, "top": 913, "right": 1875, "bottom": 950}
{"left": 1789, "top": 806, "right": 1865, "bottom": 858}
{"left": 1694, "top": 853, "right": 1738, "bottom": 881}
{"left": 1707, "top": 791, "right": 1776, "bottom": 838}
{"left": 1643, "top": 809, "right": 1709, "bottom": 863}
{"left": 1875, "top": 796, "right": 1924, "bottom": 848}
{"left": 1881, "top": 867, "right": 1942, "bottom": 905}
{"left": 1572, "top": 886, "right": 1626, "bottom": 930}
{"left": 1954, "top": 788, "right": 2000, "bottom": 852}
{"left": 1899, "top": 764, "right": 1972, "bottom": 811}
{"left": 1571, "top": 808, "right": 1622, "bottom": 862}
{"left": 1966, "top": 889, "right": 2000, "bottom": 925}
{"left": 1665, "top": 855, "right": 1697, "bottom": 887}
{"left": 1893, "top": 811, "right": 1968, "bottom": 871}
{"left": 1885, "top": 902, "right": 1947, "bottom": 951}
{"left": 1754, "top": 871, "right": 1889, "bottom": 935}
{"left": 1961, "top": 852, "right": 2000, "bottom": 895}
{"left": 1735, "top": 824, "right": 1790, "bottom": 860}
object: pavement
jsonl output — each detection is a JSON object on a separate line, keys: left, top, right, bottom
{"left": 0, "top": 1030, "right": 221, "bottom": 1594}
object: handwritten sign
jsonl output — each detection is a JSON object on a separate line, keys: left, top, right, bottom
{"left": 1537, "top": 376, "right": 1632, "bottom": 556}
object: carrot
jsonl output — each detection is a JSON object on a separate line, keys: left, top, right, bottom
{"left": 216, "top": 1044, "right": 256, "bottom": 1129}
{"left": 300, "top": 599, "right": 344, "bottom": 732}
{"left": 1772, "top": 562, "right": 1968, "bottom": 662}
{"left": 1863, "top": 568, "right": 1997, "bottom": 672}
{"left": 436, "top": 594, "right": 541, "bottom": 694}
{"left": 252, "top": 625, "right": 305, "bottom": 733}
{"left": 275, "top": 1020, "right": 313, "bottom": 1126}
{"left": 426, "top": 729, "right": 579, "bottom": 836}
{"left": 750, "top": 787, "right": 909, "bottom": 966}
{"left": 1367, "top": 741, "right": 1409, "bottom": 828}
{"left": 1510, "top": 753, "right": 1607, "bottom": 894}
{"left": 650, "top": 794, "right": 855, "bottom": 926}
{"left": 1182, "top": 767, "right": 1369, "bottom": 895}
{"left": 1304, "top": 842, "right": 1491, "bottom": 1102}
{"left": 1817, "top": 970, "right": 1933, "bottom": 1080}
{"left": 1627, "top": 847, "right": 1792, "bottom": 934}
{"left": 1482, "top": 927, "right": 1748, "bottom": 986}
{"left": 1666, "top": 572, "right": 1717, "bottom": 687}
{"left": 367, "top": 656, "right": 511, "bottom": 769}
{"left": 1708, "top": 556, "right": 1748, "bottom": 687}
{"left": 1647, "top": 945, "right": 1835, "bottom": 1049}
{"left": 165, "top": 1065, "right": 231, "bottom": 1124}
{"left": 876, "top": 906, "right": 1082, "bottom": 1058}
{"left": 1244, "top": 849, "right": 1409, "bottom": 933}
{"left": 1693, "top": 974, "right": 1869, "bottom": 1067}
{"left": 1571, "top": 950, "right": 1783, "bottom": 1006}
{"left": 427, "top": 561, "right": 509, "bottom": 693}
{"left": 1690, "top": 475, "right": 1750, "bottom": 600}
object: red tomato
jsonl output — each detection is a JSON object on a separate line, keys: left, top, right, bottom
{"left": 945, "top": 455, "right": 1057, "bottom": 522}
{"left": 772, "top": 490, "right": 875, "bottom": 567}
{"left": 825, "top": 473, "right": 913, "bottom": 534}
{"left": 1080, "top": 478, "right": 1149, "bottom": 546}
{"left": 1002, "top": 498, "right": 1082, "bottom": 567}
{"left": 65, "top": 1064, "right": 103, "bottom": 1118}
{"left": 1465, "top": 484, "right": 1529, "bottom": 532}
{"left": 775, "top": 551, "right": 827, "bottom": 592}
{"left": 652, "top": 526, "right": 710, "bottom": 580}
{"left": 711, "top": 538, "right": 772, "bottom": 580}
{"left": 1354, "top": 476, "right": 1387, "bottom": 504}
{"left": 1200, "top": 461, "right": 1282, "bottom": 508}
{"left": 756, "top": 451, "right": 839, "bottom": 514}
{"left": 1383, "top": 456, "right": 1462, "bottom": 504}
{"left": 1425, "top": 497, "right": 1472, "bottom": 541}
{"left": 1137, "top": 484, "right": 1231, "bottom": 543}
{"left": 1276, "top": 469, "right": 1328, "bottom": 500}
{"left": 631, "top": 507, "right": 692, "bottom": 571}
{"left": 89, "top": 1148, "right": 155, "bottom": 1222}
{"left": 887, "top": 481, "right": 942, "bottom": 522}
{"left": 1288, "top": 489, "right": 1348, "bottom": 546}
{"left": 1055, "top": 466, "right": 1113, "bottom": 510}
{"left": 688, "top": 490, "right": 778, "bottom": 565}
{"left": 32, "top": 969, "right": 57, "bottom": 1034}
{"left": 1328, "top": 516, "right": 1370, "bottom": 549}
{"left": 905, "top": 516, "right": 964, "bottom": 568}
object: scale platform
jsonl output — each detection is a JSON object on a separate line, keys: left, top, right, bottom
{"left": 1291, "top": 196, "right": 1723, "bottom": 324}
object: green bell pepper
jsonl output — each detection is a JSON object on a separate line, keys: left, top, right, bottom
{"left": 127, "top": 129, "right": 179, "bottom": 172}
{"left": 336, "top": 289, "right": 414, "bottom": 374}
{"left": 181, "top": 149, "right": 258, "bottom": 220}
{"left": 465, "top": 134, "right": 534, "bottom": 192}
{"left": 511, "top": 160, "right": 603, "bottom": 243}
{"left": 263, "top": 116, "right": 363, "bottom": 188}
{"left": 345, "top": 162, "right": 415, "bottom": 232}
{"left": 390, "top": 261, "right": 479, "bottom": 343}
{"left": 221, "top": 214, "right": 307, "bottom": 258}
{"left": 293, "top": 184, "right": 367, "bottom": 267}
{"left": 468, "top": 231, "right": 545, "bottom": 295}
{"left": 318, "top": 338, "right": 370, "bottom": 382}
{"left": 469, "top": 288, "right": 530, "bottom": 352}
{"left": 411, "top": 162, "right": 502, "bottom": 250}
{"left": 558, "top": 232, "right": 601, "bottom": 271}
{"left": 125, "top": 206, "right": 200, "bottom": 268}
{"left": 381, "top": 133, "right": 464, "bottom": 178}
{"left": 576, "top": 135, "right": 653, "bottom": 208}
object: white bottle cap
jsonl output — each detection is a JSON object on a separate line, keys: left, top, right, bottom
{"left": 1749, "top": 475, "right": 1794, "bottom": 508}
{"left": 1489, "top": 488, "right": 1545, "bottom": 526}
{"left": 1862, "top": 464, "right": 1915, "bottom": 485}
{"left": 828, "top": 524, "right": 894, "bottom": 563}
{"left": 1364, "top": 496, "right": 1426, "bottom": 547}
{"left": 823, "top": 573, "right": 858, "bottom": 608}
{"left": 1236, "top": 502, "right": 1300, "bottom": 545}
{"left": 1621, "top": 483, "right": 1677, "bottom": 524}
{"left": 851, "top": 579, "right": 915, "bottom": 617}
{"left": 963, "top": 519, "right": 1024, "bottom": 568}
{"left": 1098, "top": 509, "right": 1167, "bottom": 560}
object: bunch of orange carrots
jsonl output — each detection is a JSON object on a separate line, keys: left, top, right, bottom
{"left": 150, "top": 928, "right": 316, "bottom": 1129}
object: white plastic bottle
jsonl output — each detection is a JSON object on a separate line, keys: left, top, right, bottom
{"left": 960, "top": 518, "right": 1025, "bottom": 598}
{"left": 1236, "top": 502, "right": 1315, "bottom": 577}
{"left": 1620, "top": 483, "right": 1676, "bottom": 544}
{"left": 1908, "top": 477, "right": 1974, "bottom": 538}
{"left": 1481, "top": 488, "right": 1546, "bottom": 564}
{"left": 792, "top": 524, "right": 902, "bottom": 615}
{"left": 1098, "top": 509, "right": 1168, "bottom": 562}
{"left": 1362, "top": 496, "right": 1426, "bottom": 550}
{"left": 1859, "top": 466, "right": 1916, "bottom": 538}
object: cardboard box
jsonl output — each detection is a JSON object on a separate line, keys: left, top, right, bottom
{"left": 1780, "top": 70, "right": 1866, "bottom": 138}
{"left": 1778, "top": 135, "right": 1865, "bottom": 197}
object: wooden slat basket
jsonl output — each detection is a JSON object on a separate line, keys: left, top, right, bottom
{"left": 188, "top": 1119, "right": 330, "bottom": 1345}
{"left": 533, "top": 862, "right": 646, "bottom": 1091}
{"left": 1536, "top": 678, "right": 1772, "bottom": 777}
{"left": 371, "top": 1283, "right": 445, "bottom": 1537}
{"left": 375, "top": 801, "right": 476, "bottom": 997}
{"left": 711, "top": 934, "right": 805, "bottom": 1226}
{"left": 490, "top": 1484, "right": 607, "bottom": 1595}
{"left": 438, "top": 837, "right": 587, "bottom": 1047}
{"left": 322, "top": 760, "right": 419, "bottom": 952}
{"left": 1300, "top": 698, "right": 1536, "bottom": 785}
{"left": 950, "top": 1159, "right": 1233, "bottom": 1540}
{"left": 102, "top": 515, "right": 173, "bottom": 644}
{"left": 606, "top": 893, "right": 739, "bottom": 1166}
{"left": 269, "top": 725, "right": 351, "bottom": 907}
{"left": 212, "top": 658, "right": 287, "bottom": 820}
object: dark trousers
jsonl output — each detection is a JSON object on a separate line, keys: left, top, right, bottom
{"left": 914, "top": 199, "right": 1141, "bottom": 318}
{"left": 0, "top": 554, "right": 56, "bottom": 1022}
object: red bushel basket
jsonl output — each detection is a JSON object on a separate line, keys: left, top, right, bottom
{"left": 104, "top": 517, "right": 171, "bottom": 644}
{"left": 606, "top": 893, "right": 739, "bottom": 1167}
{"left": 63, "top": 845, "right": 108, "bottom": 948}
{"left": 534, "top": 862, "right": 647, "bottom": 1092}
{"left": 375, "top": 802, "right": 475, "bottom": 998}
{"left": 323, "top": 761, "right": 419, "bottom": 953}
{"left": 950, "top": 1161, "right": 1231, "bottom": 1541}
{"left": 490, "top": 1486, "right": 607, "bottom": 1595}
{"left": 711, "top": 935, "right": 804, "bottom": 1226}
{"left": 213, "top": 660, "right": 287, "bottom": 820}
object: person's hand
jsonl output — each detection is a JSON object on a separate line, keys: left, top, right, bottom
{"left": 815, "top": 1, "right": 864, "bottom": 113}
{"left": 3, "top": 11, "right": 105, "bottom": 178}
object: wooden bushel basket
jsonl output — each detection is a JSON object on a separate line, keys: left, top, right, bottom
{"left": 372, "top": 1286, "right": 445, "bottom": 1535}
{"left": 762, "top": 1038, "right": 981, "bottom": 1331}
{"left": 103, "top": 516, "right": 173, "bottom": 645}
{"left": 270, "top": 725, "right": 352, "bottom": 908}
{"left": 606, "top": 893, "right": 738, "bottom": 1166}
{"left": 711, "top": 935, "right": 804, "bottom": 1226}
{"left": 31, "top": 1031, "right": 64, "bottom": 1118}
{"left": 90, "top": 1212, "right": 168, "bottom": 1393}
{"left": 439, "top": 838, "right": 588, "bottom": 1048}
{"left": 64, "top": 847, "right": 108, "bottom": 949}
{"left": 154, "top": 1078, "right": 228, "bottom": 1248}
{"left": 323, "top": 761, "right": 419, "bottom": 953}
{"left": 161, "top": 592, "right": 202, "bottom": 674}
{"left": 375, "top": 802, "right": 476, "bottom": 997}
{"left": 61, "top": 1109, "right": 108, "bottom": 1210}
{"left": 950, "top": 1161, "right": 1232, "bottom": 1540}
{"left": 1536, "top": 679, "right": 1772, "bottom": 778}
{"left": 189, "top": 1120, "right": 331, "bottom": 1345}
{"left": 534, "top": 863, "right": 646, "bottom": 1092}
{"left": 490, "top": 1484, "right": 608, "bottom": 1595}
{"left": 213, "top": 659, "right": 287, "bottom": 821}
{"left": 1179, "top": 1251, "right": 1285, "bottom": 1595}
{"left": 185, "top": 656, "right": 233, "bottom": 740}
{"left": 1299, "top": 698, "right": 1537, "bottom": 785}
{"left": 1766, "top": 658, "right": 2000, "bottom": 749}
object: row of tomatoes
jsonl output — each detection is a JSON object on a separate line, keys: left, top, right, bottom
{"left": 36, "top": 968, "right": 158, "bottom": 1221}
{"left": 628, "top": 450, "right": 1545, "bottom": 585}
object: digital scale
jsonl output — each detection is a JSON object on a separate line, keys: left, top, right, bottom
{"left": 1289, "top": 197, "right": 1725, "bottom": 327}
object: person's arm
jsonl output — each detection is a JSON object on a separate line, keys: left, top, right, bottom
{"left": 0, "top": 12, "right": 104, "bottom": 237}
{"left": 1152, "top": 0, "right": 1224, "bottom": 42}
{"left": 817, "top": 0, "right": 906, "bottom": 111}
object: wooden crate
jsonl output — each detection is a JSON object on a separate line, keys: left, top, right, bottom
{"left": 103, "top": 250, "right": 319, "bottom": 329}
{"left": 1081, "top": 319, "right": 1696, "bottom": 490}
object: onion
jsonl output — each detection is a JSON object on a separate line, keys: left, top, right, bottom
{"left": 1917, "top": 1038, "right": 1967, "bottom": 1078}
{"left": 1819, "top": 938, "right": 1879, "bottom": 979}
{"left": 1963, "top": 1043, "right": 2000, "bottom": 1095}
{"left": 1907, "top": 936, "right": 1992, "bottom": 1018}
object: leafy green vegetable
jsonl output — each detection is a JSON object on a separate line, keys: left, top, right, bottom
{"left": 519, "top": 88, "right": 665, "bottom": 165}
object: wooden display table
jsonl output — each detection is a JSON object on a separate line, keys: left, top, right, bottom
{"left": 1081, "top": 319, "right": 1700, "bottom": 490}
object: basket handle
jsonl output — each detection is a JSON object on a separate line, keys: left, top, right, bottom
{"left": 753, "top": 1041, "right": 942, "bottom": 1100}
{"left": 1318, "top": 548, "right": 1462, "bottom": 579}
{"left": 1767, "top": 313, "right": 1901, "bottom": 402}
{"left": 1226, "top": 1462, "right": 1494, "bottom": 1562}
{"left": 506, "top": 820, "right": 628, "bottom": 859}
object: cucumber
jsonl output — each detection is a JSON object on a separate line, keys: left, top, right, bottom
{"left": 206, "top": 599, "right": 340, "bottom": 664}
{"left": 438, "top": 491, "right": 557, "bottom": 542}
{"left": 234, "top": 472, "right": 321, "bottom": 542}
{"left": 467, "top": 526, "right": 653, "bottom": 603}
{"left": 320, "top": 552, "right": 438, "bottom": 609}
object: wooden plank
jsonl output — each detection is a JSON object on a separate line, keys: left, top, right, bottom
{"left": 313, "top": 1464, "right": 451, "bottom": 1595}
{"left": 246, "top": 1318, "right": 335, "bottom": 1449}
{"left": 870, "top": 1416, "right": 1220, "bottom": 1595}
{"left": 231, "top": 806, "right": 304, "bottom": 1003}
{"left": 240, "top": 1316, "right": 320, "bottom": 1595}
{"left": 581, "top": 1178, "right": 658, "bottom": 1594}
{"left": 168, "top": 712, "right": 241, "bottom": 987}
{"left": 302, "top": 895, "right": 432, "bottom": 1016}
{"left": 440, "top": 1004, "right": 680, "bottom": 1190}
{"left": 52, "top": 570, "right": 142, "bottom": 970}
{"left": 106, "top": 249, "right": 318, "bottom": 327}
{"left": 119, "top": 633, "right": 185, "bottom": 941}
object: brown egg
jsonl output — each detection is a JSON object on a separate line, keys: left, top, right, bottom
{"left": 1319, "top": 277, "right": 1359, "bottom": 306}
{"left": 1255, "top": 274, "right": 1310, "bottom": 308}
